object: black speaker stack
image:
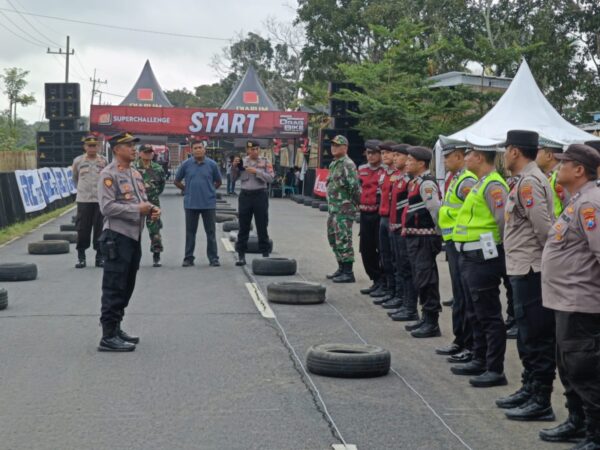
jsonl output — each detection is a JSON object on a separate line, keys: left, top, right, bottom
{"left": 37, "top": 83, "right": 87, "bottom": 167}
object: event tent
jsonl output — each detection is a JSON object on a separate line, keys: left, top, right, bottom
{"left": 120, "top": 60, "right": 173, "bottom": 108}
{"left": 221, "top": 66, "right": 279, "bottom": 111}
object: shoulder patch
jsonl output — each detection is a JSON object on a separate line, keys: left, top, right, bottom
{"left": 582, "top": 207, "right": 597, "bottom": 231}
{"left": 520, "top": 183, "right": 534, "bottom": 208}
{"left": 103, "top": 178, "right": 113, "bottom": 188}
{"left": 490, "top": 187, "right": 504, "bottom": 208}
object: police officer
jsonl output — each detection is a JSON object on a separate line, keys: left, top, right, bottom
{"left": 584, "top": 140, "right": 600, "bottom": 180}
{"left": 435, "top": 138, "right": 477, "bottom": 361}
{"left": 72, "top": 134, "right": 108, "bottom": 268}
{"left": 540, "top": 144, "right": 600, "bottom": 448}
{"left": 235, "top": 140, "right": 274, "bottom": 266}
{"left": 97, "top": 132, "right": 161, "bottom": 352}
{"left": 134, "top": 145, "right": 166, "bottom": 267}
{"left": 450, "top": 144, "right": 509, "bottom": 388}
{"left": 325, "top": 135, "right": 361, "bottom": 283}
{"left": 537, "top": 138, "right": 570, "bottom": 218}
{"left": 498, "top": 130, "right": 556, "bottom": 421}
{"left": 358, "top": 139, "right": 384, "bottom": 295}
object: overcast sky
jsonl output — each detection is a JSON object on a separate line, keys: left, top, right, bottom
{"left": 0, "top": 0, "right": 298, "bottom": 123}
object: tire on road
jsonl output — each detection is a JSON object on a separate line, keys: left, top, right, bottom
{"left": 303, "top": 197, "right": 314, "bottom": 205}
{"left": 252, "top": 258, "right": 297, "bottom": 276}
{"left": 0, "top": 288, "right": 7, "bottom": 310}
{"left": 60, "top": 224, "right": 77, "bottom": 232}
{"left": 223, "top": 221, "right": 239, "bottom": 232}
{"left": 43, "top": 232, "right": 77, "bottom": 243}
{"left": 28, "top": 240, "right": 70, "bottom": 255}
{"left": 246, "top": 236, "right": 273, "bottom": 254}
{"left": 319, "top": 203, "right": 328, "bottom": 212}
{"left": 267, "top": 281, "right": 325, "bottom": 304}
{"left": 215, "top": 214, "right": 236, "bottom": 223}
{"left": 294, "top": 196, "right": 304, "bottom": 204}
{"left": 311, "top": 200, "right": 322, "bottom": 208}
{"left": 306, "top": 343, "right": 391, "bottom": 378}
{"left": 0, "top": 263, "right": 38, "bottom": 282}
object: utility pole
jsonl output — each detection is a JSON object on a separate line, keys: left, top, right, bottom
{"left": 90, "top": 69, "right": 107, "bottom": 107}
{"left": 47, "top": 36, "right": 75, "bottom": 83}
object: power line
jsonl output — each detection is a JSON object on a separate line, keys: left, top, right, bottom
{"left": 6, "top": 0, "right": 62, "bottom": 47}
{"left": 11, "top": 0, "right": 62, "bottom": 38}
{"left": 0, "top": 9, "right": 47, "bottom": 46}
{"left": 0, "top": 12, "right": 46, "bottom": 47}
{"left": 0, "top": 7, "right": 231, "bottom": 41}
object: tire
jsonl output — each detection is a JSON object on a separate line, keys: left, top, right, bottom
{"left": 303, "top": 197, "right": 314, "bottom": 205}
{"left": 71, "top": 214, "right": 77, "bottom": 224}
{"left": 246, "top": 236, "right": 273, "bottom": 254}
{"left": 215, "top": 214, "right": 236, "bottom": 223}
{"left": 223, "top": 221, "right": 239, "bottom": 232}
{"left": 294, "top": 197, "right": 304, "bottom": 204}
{"left": 43, "top": 232, "right": 77, "bottom": 243}
{"left": 306, "top": 343, "right": 391, "bottom": 378}
{"left": 0, "top": 263, "right": 38, "bottom": 282}
{"left": 267, "top": 281, "right": 325, "bottom": 304}
{"left": 60, "top": 224, "right": 77, "bottom": 232}
{"left": 0, "top": 288, "right": 7, "bottom": 310}
{"left": 252, "top": 258, "right": 297, "bottom": 276}
{"left": 217, "top": 208, "right": 238, "bottom": 215}
{"left": 28, "top": 240, "right": 70, "bottom": 255}
{"left": 319, "top": 203, "right": 329, "bottom": 212}
{"left": 311, "top": 200, "right": 321, "bottom": 208}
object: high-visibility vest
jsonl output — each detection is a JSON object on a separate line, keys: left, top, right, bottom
{"left": 438, "top": 169, "right": 477, "bottom": 241}
{"left": 549, "top": 170, "right": 564, "bottom": 219}
{"left": 453, "top": 171, "right": 508, "bottom": 244}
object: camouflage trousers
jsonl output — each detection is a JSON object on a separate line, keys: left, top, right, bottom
{"left": 145, "top": 216, "right": 163, "bottom": 253}
{"left": 327, "top": 213, "right": 355, "bottom": 263}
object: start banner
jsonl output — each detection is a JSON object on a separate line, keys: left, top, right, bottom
{"left": 313, "top": 168, "right": 328, "bottom": 198}
{"left": 90, "top": 105, "right": 309, "bottom": 138}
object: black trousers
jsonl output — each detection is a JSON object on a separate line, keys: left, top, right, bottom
{"left": 76, "top": 202, "right": 103, "bottom": 251}
{"left": 359, "top": 212, "right": 381, "bottom": 281}
{"left": 391, "top": 233, "right": 416, "bottom": 308}
{"left": 459, "top": 246, "right": 507, "bottom": 373}
{"left": 556, "top": 310, "right": 600, "bottom": 426}
{"left": 510, "top": 270, "right": 556, "bottom": 386}
{"left": 446, "top": 241, "right": 473, "bottom": 350}
{"left": 99, "top": 230, "right": 142, "bottom": 332}
{"left": 236, "top": 190, "right": 270, "bottom": 254}
{"left": 184, "top": 209, "right": 218, "bottom": 262}
{"left": 378, "top": 217, "right": 394, "bottom": 290}
{"left": 405, "top": 235, "right": 442, "bottom": 320}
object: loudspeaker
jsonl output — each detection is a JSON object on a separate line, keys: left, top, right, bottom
{"left": 63, "top": 131, "right": 87, "bottom": 147}
{"left": 319, "top": 128, "right": 364, "bottom": 168}
{"left": 45, "top": 83, "right": 80, "bottom": 102}
{"left": 329, "top": 82, "right": 357, "bottom": 96}
{"left": 37, "top": 131, "right": 63, "bottom": 149}
{"left": 36, "top": 130, "right": 88, "bottom": 168}
{"left": 44, "top": 83, "right": 81, "bottom": 119}
{"left": 49, "top": 119, "right": 76, "bottom": 131}
{"left": 333, "top": 116, "right": 359, "bottom": 129}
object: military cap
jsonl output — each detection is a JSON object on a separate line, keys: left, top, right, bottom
{"left": 439, "top": 136, "right": 470, "bottom": 156}
{"left": 82, "top": 134, "right": 99, "bottom": 145}
{"left": 378, "top": 140, "right": 397, "bottom": 151}
{"left": 331, "top": 135, "right": 348, "bottom": 146}
{"left": 500, "top": 130, "right": 539, "bottom": 150}
{"left": 391, "top": 143, "right": 410, "bottom": 154}
{"left": 365, "top": 139, "right": 381, "bottom": 151}
{"left": 109, "top": 132, "right": 140, "bottom": 146}
{"left": 139, "top": 144, "right": 154, "bottom": 153}
{"left": 555, "top": 144, "right": 600, "bottom": 173}
{"left": 584, "top": 140, "right": 600, "bottom": 154}
{"left": 246, "top": 140, "right": 260, "bottom": 149}
{"left": 407, "top": 146, "right": 433, "bottom": 162}
{"left": 538, "top": 137, "right": 564, "bottom": 152}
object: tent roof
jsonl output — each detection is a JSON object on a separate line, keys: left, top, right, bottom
{"left": 221, "top": 66, "right": 279, "bottom": 111}
{"left": 445, "top": 59, "right": 597, "bottom": 147}
{"left": 120, "top": 60, "right": 173, "bottom": 107}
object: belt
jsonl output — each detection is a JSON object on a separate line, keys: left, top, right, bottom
{"left": 241, "top": 189, "right": 267, "bottom": 194}
{"left": 454, "top": 241, "right": 484, "bottom": 252}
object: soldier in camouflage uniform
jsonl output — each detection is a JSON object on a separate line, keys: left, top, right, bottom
{"left": 134, "top": 145, "right": 166, "bottom": 267}
{"left": 326, "top": 135, "right": 361, "bottom": 283}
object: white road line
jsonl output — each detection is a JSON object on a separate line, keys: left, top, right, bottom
{"left": 245, "top": 282, "right": 275, "bottom": 319}
{"left": 220, "top": 237, "right": 234, "bottom": 252}
{"left": 332, "top": 445, "right": 357, "bottom": 450}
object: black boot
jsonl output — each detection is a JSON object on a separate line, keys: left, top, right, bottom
{"left": 381, "top": 296, "right": 404, "bottom": 309}
{"left": 496, "top": 373, "right": 532, "bottom": 409}
{"left": 326, "top": 262, "right": 342, "bottom": 279}
{"left": 360, "top": 280, "right": 380, "bottom": 295}
{"left": 98, "top": 324, "right": 136, "bottom": 352}
{"left": 391, "top": 307, "right": 419, "bottom": 322}
{"left": 411, "top": 314, "right": 441, "bottom": 338}
{"left": 404, "top": 317, "right": 425, "bottom": 331}
{"left": 95, "top": 251, "right": 104, "bottom": 268}
{"left": 333, "top": 262, "right": 355, "bottom": 283}
{"left": 75, "top": 249, "right": 86, "bottom": 269}
{"left": 235, "top": 253, "right": 246, "bottom": 266}
{"left": 469, "top": 371, "right": 508, "bottom": 388}
{"left": 117, "top": 324, "right": 140, "bottom": 344}
{"left": 451, "top": 359, "right": 486, "bottom": 376}
{"left": 540, "top": 413, "right": 586, "bottom": 443}
{"left": 505, "top": 382, "right": 555, "bottom": 421}
{"left": 369, "top": 284, "right": 388, "bottom": 297}
{"left": 153, "top": 252, "right": 161, "bottom": 267}
{"left": 570, "top": 422, "right": 600, "bottom": 449}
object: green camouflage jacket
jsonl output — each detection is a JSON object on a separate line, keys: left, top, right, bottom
{"left": 327, "top": 155, "right": 361, "bottom": 215}
{"left": 134, "top": 159, "right": 166, "bottom": 204}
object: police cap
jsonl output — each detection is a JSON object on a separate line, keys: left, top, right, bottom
{"left": 555, "top": 144, "right": 600, "bottom": 173}
{"left": 407, "top": 146, "right": 433, "bottom": 162}
{"left": 109, "top": 132, "right": 140, "bottom": 146}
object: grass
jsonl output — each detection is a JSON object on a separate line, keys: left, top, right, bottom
{"left": 0, "top": 203, "right": 76, "bottom": 246}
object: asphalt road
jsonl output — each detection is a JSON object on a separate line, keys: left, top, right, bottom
{"left": 0, "top": 185, "right": 570, "bottom": 450}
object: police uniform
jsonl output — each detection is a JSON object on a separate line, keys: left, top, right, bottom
{"left": 235, "top": 140, "right": 274, "bottom": 265}
{"left": 540, "top": 145, "right": 600, "bottom": 447}
{"left": 436, "top": 140, "right": 477, "bottom": 358}
{"left": 97, "top": 132, "right": 157, "bottom": 352}
{"left": 498, "top": 130, "right": 557, "bottom": 421}
{"left": 451, "top": 147, "right": 509, "bottom": 387}
{"left": 72, "top": 134, "right": 108, "bottom": 268}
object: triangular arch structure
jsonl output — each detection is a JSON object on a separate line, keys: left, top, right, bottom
{"left": 120, "top": 60, "right": 173, "bottom": 108}
{"left": 221, "top": 66, "right": 279, "bottom": 111}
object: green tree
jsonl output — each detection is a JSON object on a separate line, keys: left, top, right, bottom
{"left": 0, "top": 67, "right": 35, "bottom": 135}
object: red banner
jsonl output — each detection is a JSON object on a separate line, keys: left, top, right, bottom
{"left": 313, "top": 168, "right": 329, "bottom": 198}
{"left": 90, "top": 105, "right": 308, "bottom": 138}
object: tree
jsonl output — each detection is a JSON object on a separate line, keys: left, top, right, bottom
{"left": 164, "top": 88, "right": 204, "bottom": 108}
{"left": 194, "top": 83, "right": 228, "bottom": 108}
{"left": 0, "top": 68, "right": 35, "bottom": 134}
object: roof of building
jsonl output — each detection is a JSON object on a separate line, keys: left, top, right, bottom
{"left": 429, "top": 71, "right": 512, "bottom": 90}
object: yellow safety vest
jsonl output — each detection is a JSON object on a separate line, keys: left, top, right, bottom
{"left": 549, "top": 170, "right": 564, "bottom": 219}
{"left": 438, "top": 169, "right": 477, "bottom": 241}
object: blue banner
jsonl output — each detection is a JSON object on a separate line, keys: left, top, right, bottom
{"left": 14, "top": 169, "right": 47, "bottom": 213}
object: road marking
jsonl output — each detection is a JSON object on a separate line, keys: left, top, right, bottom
{"left": 245, "top": 282, "right": 274, "bottom": 319}
{"left": 332, "top": 445, "right": 357, "bottom": 450}
{"left": 220, "top": 237, "right": 234, "bottom": 252}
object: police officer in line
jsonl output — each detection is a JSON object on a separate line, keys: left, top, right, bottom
{"left": 435, "top": 139, "right": 477, "bottom": 362}
{"left": 450, "top": 144, "right": 509, "bottom": 387}
{"left": 235, "top": 140, "right": 275, "bottom": 266}
{"left": 357, "top": 140, "right": 384, "bottom": 295}
{"left": 536, "top": 138, "right": 570, "bottom": 218}
{"left": 540, "top": 144, "right": 600, "bottom": 449}
{"left": 72, "top": 134, "right": 108, "bottom": 268}
{"left": 584, "top": 140, "right": 600, "bottom": 180}
{"left": 134, "top": 145, "right": 166, "bottom": 267}
{"left": 325, "top": 135, "right": 361, "bottom": 283}
{"left": 499, "top": 130, "right": 557, "bottom": 421}
{"left": 402, "top": 146, "right": 443, "bottom": 338}
{"left": 97, "top": 132, "right": 161, "bottom": 352}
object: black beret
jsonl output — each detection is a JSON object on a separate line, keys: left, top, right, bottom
{"left": 379, "top": 140, "right": 397, "bottom": 151}
{"left": 365, "top": 139, "right": 381, "bottom": 151}
{"left": 407, "top": 146, "right": 433, "bottom": 162}
{"left": 391, "top": 143, "right": 410, "bottom": 154}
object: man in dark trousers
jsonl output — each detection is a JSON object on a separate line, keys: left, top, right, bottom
{"left": 97, "top": 132, "right": 161, "bottom": 352}
{"left": 235, "top": 140, "right": 274, "bottom": 266}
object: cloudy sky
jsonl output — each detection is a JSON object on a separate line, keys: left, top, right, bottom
{"left": 0, "top": 0, "right": 298, "bottom": 123}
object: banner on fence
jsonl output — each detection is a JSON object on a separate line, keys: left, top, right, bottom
{"left": 313, "top": 168, "right": 329, "bottom": 199}
{"left": 38, "top": 168, "right": 61, "bottom": 203}
{"left": 13, "top": 166, "right": 75, "bottom": 214}
{"left": 14, "top": 169, "right": 47, "bottom": 213}
{"left": 64, "top": 167, "right": 77, "bottom": 194}
{"left": 52, "top": 168, "right": 71, "bottom": 198}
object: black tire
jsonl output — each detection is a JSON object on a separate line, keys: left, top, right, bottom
{"left": 217, "top": 208, "right": 238, "bottom": 215}
{"left": 311, "top": 200, "right": 322, "bottom": 208}
{"left": 223, "top": 221, "right": 239, "bottom": 232}
{"left": 294, "top": 196, "right": 304, "bottom": 204}
{"left": 0, "top": 288, "right": 7, "bottom": 310}
{"left": 28, "top": 240, "right": 70, "bottom": 255}
{"left": 319, "top": 203, "right": 329, "bottom": 212}
{"left": 215, "top": 214, "right": 236, "bottom": 223}
{"left": 303, "top": 197, "right": 314, "bottom": 205}
{"left": 246, "top": 236, "right": 273, "bottom": 254}
{"left": 252, "top": 258, "right": 297, "bottom": 276}
{"left": 306, "top": 343, "right": 391, "bottom": 378}
{"left": 0, "top": 263, "right": 38, "bottom": 282}
{"left": 267, "top": 281, "right": 325, "bottom": 304}
{"left": 60, "top": 223, "right": 77, "bottom": 232}
{"left": 43, "top": 232, "right": 77, "bottom": 243}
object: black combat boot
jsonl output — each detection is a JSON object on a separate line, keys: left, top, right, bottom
{"left": 381, "top": 296, "right": 404, "bottom": 309}
{"left": 332, "top": 262, "right": 355, "bottom": 283}
{"left": 98, "top": 324, "right": 136, "bottom": 352}
{"left": 153, "top": 252, "right": 161, "bottom": 267}
{"left": 391, "top": 306, "right": 419, "bottom": 322}
{"left": 95, "top": 251, "right": 104, "bottom": 268}
{"left": 404, "top": 317, "right": 425, "bottom": 331}
{"left": 326, "top": 262, "right": 342, "bottom": 279}
{"left": 75, "top": 249, "right": 86, "bottom": 269}
{"left": 505, "top": 382, "right": 555, "bottom": 421}
{"left": 411, "top": 314, "right": 441, "bottom": 338}
{"left": 451, "top": 359, "right": 486, "bottom": 376}
{"left": 496, "top": 373, "right": 532, "bottom": 409}
{"left": 540, "top": 411, "right": 585, "bottom": 443}
{"left": 235, "top": 253, "right": 246, "bottom": 266}
{"left": 469, "top": 371, "right": 508, "bottom": 388}
{"left": 360, "top": 280, "right": 380, "bottom": 295}
{"left": 117, "top": 323, "right": 140, "bottom": 344}
{"left": 369, "top": 283, "right": 388, "bottom": 298}
{"left": 569, "top": 421, "right": 600, "bottom": 450}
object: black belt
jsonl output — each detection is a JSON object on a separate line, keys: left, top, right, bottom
{"left": 240, "top": 189, "right": 268, "bottom": 194}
